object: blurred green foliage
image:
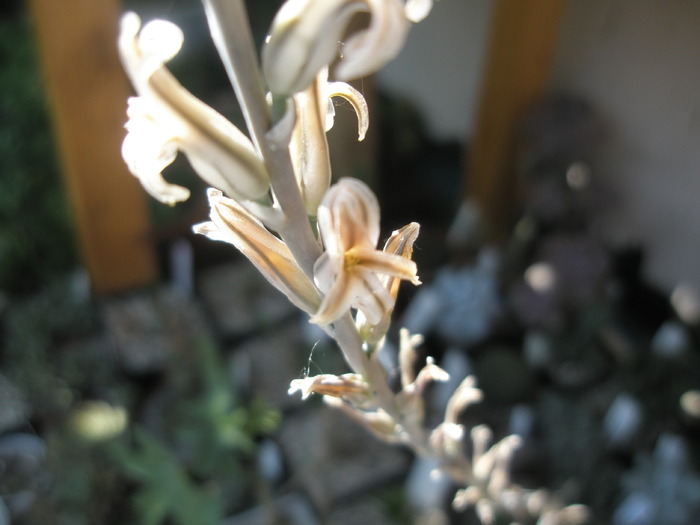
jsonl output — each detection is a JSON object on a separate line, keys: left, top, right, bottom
{"left": 3, "top": 282, "right": 279, "bottom": 523}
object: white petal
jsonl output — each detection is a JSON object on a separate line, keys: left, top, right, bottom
{"left": 404, "top": 0, "right": 433, "bottom": 23}
{"left": 317, "top": 178, "right": 381, "bottom": 255}
{"left": 334, "top": 0, "right": 410, "bottom": 82}
{"left": 119, "top": 13, "right": 270, "bottom": 203}
{"left": 263, "top": 0, "right": 411, "bottom": 95}
{"left": 263, "top": 0, "right": 363, "bottom": 95}
{"left": 122, "top": 97, "right": 189, "bottom": 204}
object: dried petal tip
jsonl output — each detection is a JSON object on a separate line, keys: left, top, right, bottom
{"left": 289, "top": 373, "right": 369, "bottom": 400}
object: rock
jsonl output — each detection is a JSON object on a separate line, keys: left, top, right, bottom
{"left": 329, "top": 498, "right": 395, "bottom": 525}
{"left": 222, "top": 492, "right": 320, "bottom": 525}
{"left": 103, "top": 288, "right": 210, "bottom": 374}
{"left": 256, "top": 438, "right": 286, "bottom": 487}
{"left": 405, "top": 456, "right": 453, "bottom": 514}
{"left": 613, "top": 492, "right": 657, "bottom": 525}
{"left": 523, "top": 330, "right": 553, "bottom": 370}
{"left": 0, "top": 374, "right": 30, "bottom": 433}
{"left": 402, "top": 251, "right": 501, "bottom": 347}
{"left": 275, "top": 407, "right": 409, "bottom": 510}
{"left": 198, "top": 262, "right": 296, "bottom": 338}
{"left": 603, "top": 393, "right": 643, "bottom": 451}
{"left": 103, "top": 293, "right": 172, "bottom": 374}
{"left": 0, "top": 433, "right": 48, "bottom": 519}
{"left": 229, "top": 324, "right": 307, "bottom": 411}
{"left": 651, "top": 321, "right": 690, "bottom": 358}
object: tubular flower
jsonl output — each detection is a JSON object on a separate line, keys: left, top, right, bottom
{"left": 290, "top": 68, "right": 369, "bottom": 216}
{"left": 310, "top": 178, "right": 421, "bottom": 326}
{"left": 118, "top": 13, "right": 269, "bottom": 205}
{"left": 194, "top": 189, "right": 320, "bottom": 314}
{"left": 262, "top": 0, "right": 410, "bottom": 96}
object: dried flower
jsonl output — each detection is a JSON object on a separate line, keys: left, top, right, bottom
{"left": 262, "top": 0, "right": 410, "bottom": 96}
{"left": 118, "top": 13, "right": 269, "bottom": 204}
{"left": 310, "top": 178, "right": 420, "bottom": 326}
{"left": 356, "top": 222, "right": 420, "bottom": 342}
{"left": 194, "top": 189, "right": 320, "bottom": 314}
{"left": 288, "top": 373, "right": 369, "bottom": 400}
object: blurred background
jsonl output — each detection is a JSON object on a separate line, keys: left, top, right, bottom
{"left": 2, "top": 0, "right": 700, "bottom": 524}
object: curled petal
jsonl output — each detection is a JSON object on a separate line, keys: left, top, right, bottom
{"left": 194, "top": 190, "right": 319, "bottom": 314}
{"left": 122, "top": 98, "right": 188, "bottom": 204}
{"left": 262, "top": 0, "right": 409, "bottom": 96}
{"left": 119, "top": 13, "right": 269, "bottom": 204}
{"left": 335, "top": 0, "right": 409, "bottom": 82}
{"left": 325, "top": 81, "right": 369, "bottom": 140}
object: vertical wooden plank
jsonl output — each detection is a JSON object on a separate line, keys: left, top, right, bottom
{"left": 467, "top": 0, "right": 567, "bottom": 242}
{"left": 27, "top": 0, "right": 157, "bottom": 294}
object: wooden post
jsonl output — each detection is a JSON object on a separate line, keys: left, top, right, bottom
{"left": 28, "top": 0, "right": 157, "bottom": 294}
{"left": 467, "top": 0, "right": 567, "bottom": 242}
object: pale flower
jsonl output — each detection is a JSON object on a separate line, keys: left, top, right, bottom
{"left": 194, "top": 189, "right": 320, "bottom": 314}
{"left": 262, "top": 0, "right": 410, "bottom": 95}
{"left": 118, "top": 13, "right": 269, "bottom": 205}
{"left": 310, "top": 178, "right": 420, "bottom": 326}
{"left": 290, "top": 68, "right": 369, "bottom": 216}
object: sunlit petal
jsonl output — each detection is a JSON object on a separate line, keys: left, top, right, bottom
{"left": 311, "top": 178, "right": 419, "bottom": 327}
{"left": 335, "top": 0, "right": 409, "bottom": 82}
{"left": 290, "top": 70, "right": 332, "bottom": 216}
{"left": 262, "top": 0, "right": 410, "bottom": 96}
{"left": 119, "top": 13, "right": 269, "bottom": 204}
{"left": 195, "top": 189, "right": 320, "bottom": 314}
{"left": 310, "top": 268, "right": 358, "bottom": 325}
{"left": 325, "top": 81, "right": 369, "bottom": 140}
{"left": 404, "top": 0, "right": 433, "bottom": 23}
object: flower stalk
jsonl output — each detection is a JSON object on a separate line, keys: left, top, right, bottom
{"left": 116, "top": 1, "right": 588, "bottom": 522}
